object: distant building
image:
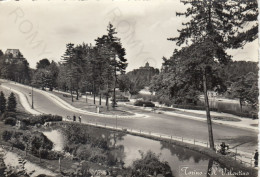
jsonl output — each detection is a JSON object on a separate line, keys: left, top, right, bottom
{"left": 126, "top": 62, "right": 159, "bottom": 89}
{"left": 4, "top": 49, "right": 25, "bottom": 64}
{"left": 139, "top": 62, "right": 153, "bottom": 70}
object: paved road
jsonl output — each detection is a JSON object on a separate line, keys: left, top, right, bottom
{"left": 1, "top": 81, "right": 257, "bottom": 154}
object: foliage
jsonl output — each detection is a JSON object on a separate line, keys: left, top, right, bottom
{"left": 36, "top": 58, "right": 51, "bottom": 69}
{"left": 131, "top": 151, "right": 172, "bottom": 177}
{"left": 32, "top": 59, "right": 59, "bottom": 91}
{"left": 0, "top": 51, "right": 31, "bottom": 84}
{"left": 60, "top": 123, "right": 126, "bottom": 166}
{"left": 229, "top": 72, "right": 258, "bottom": 111}
{"left": 1, "top": 111, "right": 17, "bottom": 120}
{"left": 4, "top": 117, "right": 17, "bottom": 126}
{"left": 2, "top": 130, "right": 55, "bottom": 159}
{"left": 118, "top": 74, "right": 141, "bottom": 97}
{"left": 2, "top": 130, "right": 12, "bottom": 141}
{"left": 20, "top": 114, "right": 62, "bottom": 126}
{"left": 166, "top": 0, "right": 258, "bottom": 149}
{"left": 134, "top": 100, "right": 155, "bottom": 107}
{"left": 7, "top": 92, "right": 17, "bottom": 112}
{"left": 126, "top": 64, "right": 159, "bottom": 90}
{"left": 0, "top": 91, "right": 6, "bottom": 113}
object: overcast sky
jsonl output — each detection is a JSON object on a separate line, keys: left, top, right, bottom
{"left": 0, "top": 0, "right": 258, "bottom": 71}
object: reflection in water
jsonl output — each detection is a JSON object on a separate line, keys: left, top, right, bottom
{"left": 45, "top": 125, "right": 233, "bottom": 177}
{"left": 160, "top": 141, "right": 209, "bottom": 163}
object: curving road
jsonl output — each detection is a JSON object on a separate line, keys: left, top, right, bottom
{"left": 1, "top": 80, "right": 257, "bottom": 154}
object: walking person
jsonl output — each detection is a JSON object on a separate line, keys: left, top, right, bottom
{"left": 73, "top": 115, "right": 76, "bottom": 122}
{"left": 78, "top": 115, "right": 82, "bottom": 123}
{"left": 254, "top": 150, "right": 258, "bottom": 167}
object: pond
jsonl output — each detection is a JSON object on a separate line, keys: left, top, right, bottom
{"left": 43, "top": 127, "right": 235, "bottom": 177}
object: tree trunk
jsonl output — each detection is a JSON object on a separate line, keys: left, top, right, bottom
{"left": 93, "top": 82, "right": 96, "bottom": 105}
{"left": 99, "top": 93, "right": 102, "bottom": 105}
{"left": 203, "top": 70, "right": 215, "bottom": 150}
{"left": 106, "top": 96, "right": 109, "bottom": 110}
{"left": 112, "top": 61, "right": 116, "bottom": 108}
{"left": 76, "top": 90, "right": 79, "bottom": 100}
{"left": 106, "top": 96, "right": 108, "bottom": 106}
{"left": 70, "top": 90, "right": 74, "bottom": 102}
{"left": 113, "top": 87, "right": 116, "bottom": 108}
{"left": 239, "top": 99, "right": 243, "bottom": 113}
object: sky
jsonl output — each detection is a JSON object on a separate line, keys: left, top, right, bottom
{"left": 0, "top": 0, "right": 258, "bottom": 72}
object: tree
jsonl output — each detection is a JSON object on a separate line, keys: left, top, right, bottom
{"left": 36, "top": 58, "right": 51, "bottom": 69}
{"left": 169, "top": 0, "right": 258, "bottom": 150}
{"left": 0, "top": 91, "right": 6, "bottom": 113}
{"left": 231, "top": 72, "right": 258, "bottom": 112}
{"left": 7, "top": 92, "right": 17, "bottom": 112}
{"left": 131, "top": 151, "right": 172, "bottom": 177}
{"left": 105, "top": 23, "right": 128, "bottom": 108}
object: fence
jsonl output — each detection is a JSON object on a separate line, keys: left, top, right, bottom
{"left": 63, "top": 116, "right": 255, "bottom": 168}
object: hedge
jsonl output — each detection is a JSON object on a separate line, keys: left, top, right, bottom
{"left": 134, "top": 100, "right": 155, "bottom": 107}
{"left": 20, "top": 114, "right": 62, "bottom": 126}
{"left": 4, "top": 117, "right": 17, "bottom": 126}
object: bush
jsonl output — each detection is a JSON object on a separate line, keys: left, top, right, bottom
{"left": 12, "top": 140, "right": 25, "bottom": 150}
{"left": 21, "top": 114, "right": 62, "bottom": 126}
{"left": 39, "top": 149, "right": 61, "bottom": 160}
{"left": 2, "top": 130, "right": 12, "bottom": 141}
{"left": 131, "top": 151, "right": 172, "bottom": 177}
{"left": 4, "top": 117, "right": 17, "bottom": 126}
{"left": 1, "top": 111, "right": 16, "bottom": 120}
{"left": 134, "top": 100, "right": 155, "bottom": 107}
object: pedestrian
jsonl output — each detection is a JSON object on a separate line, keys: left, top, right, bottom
{"left": 254, "top": 150, "right": 258, "bottom": 167}
{"left": 73, "top": 115, "right": 76, "bottom": 122}
{"left": 78, "top": 115, "right": 82, "bottom": 123}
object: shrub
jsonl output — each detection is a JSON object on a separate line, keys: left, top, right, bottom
{"left": 1, "top": 111, "right": 16, "bottom": 120}
{"left": 13, "top": 140, "right": 25, "bottom": 150}
{"left": 4, "top": 117, "right": 17, "bottom": 126}
{"left": 7, "top": 92, "right": 17, "bottom": 112}
{"left": 2, "top": 130, "right": 12, "bottom": 141}
{"left": 134, "top": 100, "right": 155, "bottom": 107}
{"left": 131, "top": 151, "right": 172, "bottom": 177}
{"left": 39, "top": 149, "right": 61, "bottom": 160}
{"left": 21, "top": 114, "right": 62, "bottom": 126}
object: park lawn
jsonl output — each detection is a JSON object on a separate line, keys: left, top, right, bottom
{"left": 49, "top": 90, "right": 134, "bottom": 116}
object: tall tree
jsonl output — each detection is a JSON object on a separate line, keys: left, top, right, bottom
{"left": 169, "top": 0, "right": 258, "bottom": 150}
{"left": 7, "top": 92, "right": 17, "bottom": 112}
{"left": 105, "top": 23, "right": 128, "bottom": 108}
{"left": 0, "top": 91, "right": 6, "bottom": 113}
{"left": 61, "top": 43, "right": 77, "bottom": 102}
